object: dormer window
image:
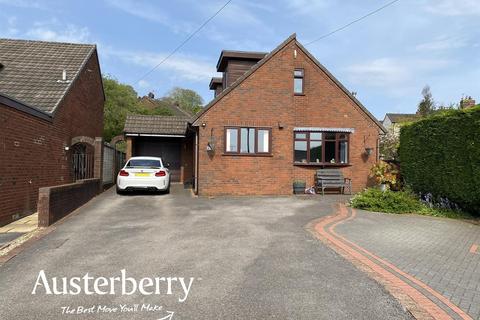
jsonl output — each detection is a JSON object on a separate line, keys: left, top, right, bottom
{"left": 294, "top": 69, "right": 304, "bottom": 95}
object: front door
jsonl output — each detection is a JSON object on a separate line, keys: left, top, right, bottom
{"left": 134, "top": 138, "right": 182, "bottom": 182}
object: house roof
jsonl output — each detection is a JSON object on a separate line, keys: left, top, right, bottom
{"left": 209, "top": 77, "right": 222, "bottom": 89}
{"left": 138, "top": 96, "right": 193, "bottom": 119}
{"left": 0, "top": 38, "right": 96, "bottom": 114}
{"left": 124, "top": 115, "right": 189, "bottom": 136}
{"left": 193, "top": 34, "right": 386, "bottom": 133}
{"left": 385, "top": 113, "right": 418, "bottom": 123}
{"left": 216, "top": 50, "right": 267, "bottom": 72}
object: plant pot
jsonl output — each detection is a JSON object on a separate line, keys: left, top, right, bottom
{"left": 293, "top": 182, "right": 306, "bottom": 194}
{"left": 379, "top": 183, "right": 388, "bottom": 192}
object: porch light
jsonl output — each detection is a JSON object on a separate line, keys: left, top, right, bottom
{"left": 365, "top": 147, "right": 373, "bottom": 156}
{"left": 207, "top": 134, "right": 216, "bottom": 153}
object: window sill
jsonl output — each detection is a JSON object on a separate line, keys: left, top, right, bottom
{"left": 294, "top": 93, "right": 305, "bottom": 96}
{"left": 223, "top": 153, "right": 273, "bottom": 157}
{"left": 293, "top": 162, "right": 351, "bottom": 167}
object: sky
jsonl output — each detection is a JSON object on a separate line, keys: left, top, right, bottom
{"left": 1, "top": 0, "right": 479, "bottom": 119}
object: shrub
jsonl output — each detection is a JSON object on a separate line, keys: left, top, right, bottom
{"left": 350, "top": 188, "right": 424, "bottom": 214}
{"left": 369, "top": 161, "right": 398, "bottom": 187}
{"left": 399, "top": 106, "right": 480, "bottom": 214}
{"left": 350, "top": 188, "right": 474, "bottom": 219}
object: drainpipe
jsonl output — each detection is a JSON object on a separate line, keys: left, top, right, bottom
{"left": 194, "top": 128, "right": 199, "bottom": 195}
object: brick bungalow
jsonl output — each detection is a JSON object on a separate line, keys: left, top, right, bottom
{"left": 0, "top": 39, "right": 104, "bottom": 226}
{"left": 124, "top": 33, "right": 385, "bottom": 196}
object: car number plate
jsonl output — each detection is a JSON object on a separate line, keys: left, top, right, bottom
{"left": 135, "top": 173, "right": 151, "bottom": 177}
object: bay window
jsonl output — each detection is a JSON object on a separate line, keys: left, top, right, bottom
{"left": 225, "top": 127, "right": 271, "bottom": 155}
{"left": 294, "top": 131, "right": 349, "bottom": 165}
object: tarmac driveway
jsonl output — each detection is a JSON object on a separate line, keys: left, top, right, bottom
{"left": 0, "top": 185, "right": 411, "bottom": 320}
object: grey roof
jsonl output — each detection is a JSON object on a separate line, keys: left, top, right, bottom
{"left": 124, "top": 115, "right": 189, "bottom": 135}
{"left": 385, "top": 113, "right": 418, "bottom": 123}
{"left": 0, "top": 38, "right": 96, "bottom": 113}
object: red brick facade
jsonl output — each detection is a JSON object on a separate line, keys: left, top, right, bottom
{"left": 0, "top": 51, "right": 104, "bottom": 226}
{"left": 195, "top": 38, "right": 382, "bottom": 196}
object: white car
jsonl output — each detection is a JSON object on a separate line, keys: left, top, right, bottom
{"left": 116, "top": 156, "right": 170, "bottom": 194}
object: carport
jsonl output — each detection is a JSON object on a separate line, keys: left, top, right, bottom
{"left": 124, "top": 115, "right": 195, "bottom": 185}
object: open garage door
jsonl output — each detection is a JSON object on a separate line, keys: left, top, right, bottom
{"left": 134, "top": 137, "right": 182, "bottom": 182}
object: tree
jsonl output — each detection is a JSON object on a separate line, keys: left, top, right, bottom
{"left": 417, "top": 85, "right": 436, "bottom": 117}
{"left": 379, "top": 131, "right": 400, "bottom": 160}
{"left": 103, "top": 75, "right": 139, "bottom": 142}
{"left": 168, "top": 87, "right": 204, "bottom": 114}
{"left": 103, "top": 76, "right": 175, "bottom": 142}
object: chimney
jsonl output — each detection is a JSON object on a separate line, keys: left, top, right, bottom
{"left": 460, "top": 96, "right": 476, "bottom": 109}
{"left": 147, "top": 92, "right": 155, "bottom": 99}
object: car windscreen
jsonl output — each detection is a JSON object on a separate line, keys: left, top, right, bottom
{"left": 126, "top": 159, "right": 161, "bottom": 169}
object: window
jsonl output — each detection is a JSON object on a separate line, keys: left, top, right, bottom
{"left": 294, "top": 69, "right": 304, "bottom": 94}
{"left": 226, "top": 128, "right": 238, "bottom": 152}
{"left": 126, "top": 159, "right": 162, "bottom": 168}
{"left": 294, "top": 131, "right": 349, "bottom": 164}
{"left": 225, "top": 127, "right": 271, "bottom": 155}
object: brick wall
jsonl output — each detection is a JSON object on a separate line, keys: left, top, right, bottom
{"left": 0, "top": 51, "right": 104, "bottom": 226}
{"left": 196, "top": 39, "right": 380, "bottom": 196}
{"left": 38, "top": 178, "right": 100, "bottom": 227}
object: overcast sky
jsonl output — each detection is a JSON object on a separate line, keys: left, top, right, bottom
{"left": 1, "top": 0, "right": 479, "bottom": 118}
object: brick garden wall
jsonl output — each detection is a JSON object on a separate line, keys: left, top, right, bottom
{"left": 196, "top": 39, "right": 380, "bottom": 195}
{"left": 37, "top": 178, "right": 100, "bottom": 227}
{"left": 0, "top": 51, "right": 104, "bottom": 226}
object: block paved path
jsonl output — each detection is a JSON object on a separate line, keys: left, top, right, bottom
{"left": 314, "top": 204, "right": 480, "bottom": 320}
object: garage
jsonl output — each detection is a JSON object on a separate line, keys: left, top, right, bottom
{"left": 124, "top": 115, "right": 195, "bottom": 184}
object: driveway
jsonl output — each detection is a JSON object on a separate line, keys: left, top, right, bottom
{"left": 334, "top": 208, "right": 480, "bottom": 319}
{"left": 0, "top": 185, "right": 411, "bottom": 320}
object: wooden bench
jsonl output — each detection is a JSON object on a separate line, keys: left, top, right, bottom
{"left": 315, "top": 169, "right": 352, "bottom": 195}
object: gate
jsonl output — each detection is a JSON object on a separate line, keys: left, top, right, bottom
{"left": 72, "top": 144, "right": 94, "bottom": 181}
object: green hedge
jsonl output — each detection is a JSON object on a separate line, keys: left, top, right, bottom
{"left": 399, "top": 106, "right": 480, "bottom": 213}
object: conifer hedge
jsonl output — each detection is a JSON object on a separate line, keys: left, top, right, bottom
{"left": 399, "top": 107, "right": 480, "bottom": 213}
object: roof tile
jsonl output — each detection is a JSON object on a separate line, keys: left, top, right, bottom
{"left": 0, "top": 38, "right": 95, "bottom": 113}
{"left": 124, "top": 115, "right": 189, "bottom": 135}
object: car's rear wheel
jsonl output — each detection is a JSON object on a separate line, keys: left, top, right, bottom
{"left": 165, "top": 180, "right": 171, "bottom": 194}
{"left": 116, "top": 186, "right": 124, "bottom": 195}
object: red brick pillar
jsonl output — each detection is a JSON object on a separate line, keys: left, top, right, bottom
{"left": 94, "top": 137, "right": 103, "bottom": 191}
{"left": 37, "top": 187, "right": 51, "bottom": 227}
{"left": 126, "top": 137, "right": 133, "bottom": 160}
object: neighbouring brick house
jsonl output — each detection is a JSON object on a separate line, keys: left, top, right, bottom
{"left": 0, "top": 39, "right": 104, "bottom": 226}
{"left": 123, "top": 33, "right": 385, "bottom": 196}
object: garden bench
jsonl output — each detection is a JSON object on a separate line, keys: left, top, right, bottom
{"left": 315, "top": 169, "right": 352, "bottom": 195}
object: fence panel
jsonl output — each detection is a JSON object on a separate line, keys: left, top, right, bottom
{"left": 102, "top": 143, "right": 126, "bottom": 185}
{"left": 102, "top": 144, "right": 115, "bottom": 185}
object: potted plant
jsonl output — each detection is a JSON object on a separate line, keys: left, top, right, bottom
{"left": 293, "top": 180, "right": 306, "bottom": 194}
{"left": 369, "top": 161, "right": 398, "bottom": 191}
